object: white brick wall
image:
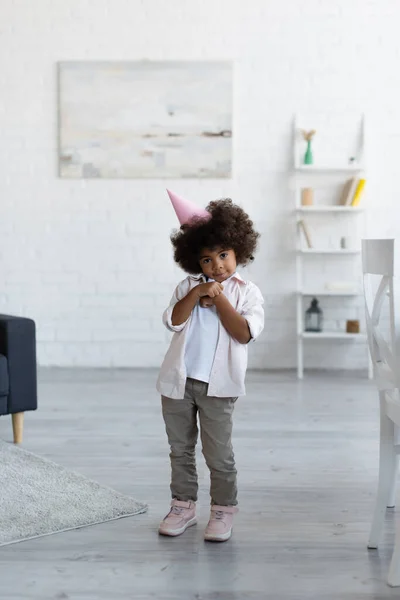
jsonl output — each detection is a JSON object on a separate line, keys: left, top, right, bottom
{"left": 1, "top": 0, "right": 400, "bottom": 369}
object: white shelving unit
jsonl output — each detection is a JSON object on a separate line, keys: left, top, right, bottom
{"left": 293, "top": 115, "right": 370, "bottom": 379}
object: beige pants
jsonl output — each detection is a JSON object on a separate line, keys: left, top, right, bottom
{"left": 162, "top": 378, "right": 238, "bottom": 506}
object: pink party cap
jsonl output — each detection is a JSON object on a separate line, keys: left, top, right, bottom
{"left": 167, "top": 189, "right": 210, "bottom": 225}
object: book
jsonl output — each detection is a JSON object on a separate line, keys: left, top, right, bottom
{"left": 350, "top": 178, "right": 366, "bottom": 206}
{"left": 338, "top": 178, "right": 353, "bottom": 205}
{"left": 338, "top": 176, "right": 359, "bottom": 206}
{"left": 325, "top": 282, "right": 358, "bottom": 292}
{"left": 298, "top": 220, "right": 312, "bottom": 248}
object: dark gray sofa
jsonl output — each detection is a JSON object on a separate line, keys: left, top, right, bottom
{"left": 0, "top": 315, "right": 37, "bottom": 443}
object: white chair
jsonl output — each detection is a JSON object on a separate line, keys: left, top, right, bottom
{"left": 362, "top": 238, "right": 400, "bottom": 587}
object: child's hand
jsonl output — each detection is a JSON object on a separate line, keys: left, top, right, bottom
{"left": 197, "top": 282, "right": 224, "bottom": 299}
{"left": 199, "top": 296, "right": 214, "bottom": 308}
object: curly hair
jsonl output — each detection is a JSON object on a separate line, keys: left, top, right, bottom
{"left": 170, "top": 198, "right": 260, "bottom": 274}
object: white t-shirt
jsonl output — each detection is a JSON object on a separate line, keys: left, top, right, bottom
{"left": 185, "top": 286, "right": 219, "bottom": 384}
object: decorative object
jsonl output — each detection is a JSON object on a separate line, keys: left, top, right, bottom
{"left": 0, "top": 440, "right": 147, "bottom": 546}
{"left": 301, "top": 129, "right": 316, "bottom": 165}
{"left": 301, "top": 188, "right": 314, "bottom": 206}
{"left": 305, "top": 298, "right": 323, "bottom": 332}
{"left": 58, "top": 61, "right": 232, "bottom": 179}
{"left": 340, "top": 236, "right": 353, "bottom": 249}
{"left": 346, "top": 320, "right": 360, "bottom": 334}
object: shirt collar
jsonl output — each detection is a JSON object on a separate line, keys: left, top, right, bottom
{"left": 189, "top": 271, "right": 246, "bottom": 285}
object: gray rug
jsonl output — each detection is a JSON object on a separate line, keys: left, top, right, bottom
{"left": 0, "top": 440, "right": 147, "bottom": 546}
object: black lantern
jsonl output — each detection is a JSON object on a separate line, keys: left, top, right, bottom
{"left": 305, "top": 298, "right": 323, "bottom": 332}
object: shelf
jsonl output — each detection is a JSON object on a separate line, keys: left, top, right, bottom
{"left": 298, "top": 249, "right": 360, "bottom": 255}
{"left": 294, "top": 165, "right": 364, "bottom": 173}
{"left": 298, "top": 290, "right": 361, "bottom": 296}
{"left": 293, "top": 114, "right": 369, "bottom": 378}
{"left": 300, "top": 332, "right": 367, "bottom": 340}
{"left": 296, "top": 206, "right": 364, "bottom": 213}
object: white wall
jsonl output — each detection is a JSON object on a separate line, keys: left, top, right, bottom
{"left": 1, "top": 0, "right": 399, "bottom": 369}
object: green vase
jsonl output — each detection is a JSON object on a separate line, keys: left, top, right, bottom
{"left": 304, "top": 140, "right": 313, "bottom": 165}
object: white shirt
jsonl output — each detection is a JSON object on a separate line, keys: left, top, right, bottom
{"left": 185, "top": 290, "right": 219, "bottom": 384}
{"left": 157, "top": 272, "right": 264, "bottom": 399}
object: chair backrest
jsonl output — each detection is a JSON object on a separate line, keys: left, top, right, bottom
{"left": 362, "top": 238, "right": 395, "bottom": 276}
{"left": 362, "top": 239, "right": 399, "bottom": 390}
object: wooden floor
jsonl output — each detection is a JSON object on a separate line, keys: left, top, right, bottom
{"left": 0, "top": 368, "right": 399, "bottom": 599}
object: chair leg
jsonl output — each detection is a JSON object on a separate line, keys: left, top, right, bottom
{"left": 388, "top": 533, "right": 400, "bottom": 587}
{"left": 388, "top": 424, "right": 400, "bottom": 508}
{"left": 368, "top": 396, "right": 396, "bottom": 549}
{"left": 12, "top": 412, "right": 24, "bottom": 444}
{"left": 387, "top": 455, "right": 399, "bottom": 508}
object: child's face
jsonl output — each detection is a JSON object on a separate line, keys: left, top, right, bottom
{"left": 199, "top": 248, "right": 237, "bottom": 282}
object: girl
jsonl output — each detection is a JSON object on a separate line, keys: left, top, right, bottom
{"left": 157, "top": 194, "right": 264, "bottom": 542}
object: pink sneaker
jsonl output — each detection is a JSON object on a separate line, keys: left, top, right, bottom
{"left": 204, "top": 505, "right": 238, "bottom": 542}
{"left": 158, "top": 499, "right": 197, "bottom": 537}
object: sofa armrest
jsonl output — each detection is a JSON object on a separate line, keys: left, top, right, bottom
{"left": 0, "top": 315, "right": 37, "bottom": 414}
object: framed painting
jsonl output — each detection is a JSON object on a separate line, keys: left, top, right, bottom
{"left": 58, "top": 61, "right": 232, "bottom": 179}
